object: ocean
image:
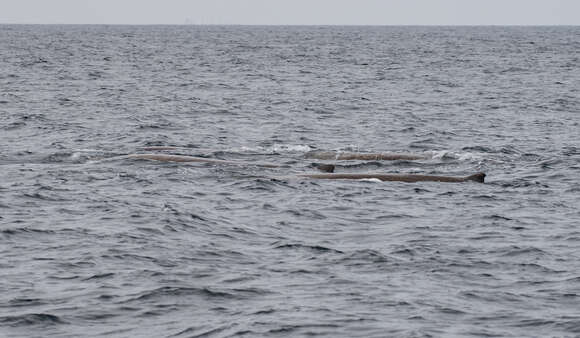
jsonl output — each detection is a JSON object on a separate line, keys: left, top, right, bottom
{"left": 1, "top": 25, "right": 579, "bottom": 337}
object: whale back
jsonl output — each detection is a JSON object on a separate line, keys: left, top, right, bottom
{"left": 126, "top": 153, "right": 280, "bottom": 168}
{"left": 298, "top": 172, "right": 486, "bottom": 183}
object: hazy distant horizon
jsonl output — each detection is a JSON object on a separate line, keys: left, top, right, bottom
{"left": 0, "top": 0, "right": 578, "bottom": 26}
{"left": 1, "top": 23, "right": 578, "bottom": 27}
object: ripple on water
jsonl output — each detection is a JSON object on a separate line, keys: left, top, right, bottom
{"left": 1, "top": 25, "right": 579, "bottom": 338}
{"left": 0, "top": 313, "right": 66, "bottom": 327}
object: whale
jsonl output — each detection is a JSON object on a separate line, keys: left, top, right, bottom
{"left": 304, "top": 151, "right": 427, "bottom": 161}
{"left": 122, "top": 154, "right": 484, "bottom": 182}
{"left": 298, "top": 172, "right": 486, "bottom": 183}
{"left": 124, "top": 154, "right": 339, "bottom": 172}
{"left": 125, "top": 153, "right": 281, "bottom": 168}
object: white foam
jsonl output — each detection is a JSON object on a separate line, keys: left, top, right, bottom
{"left": 428, "top": 150, "right": 483, "bottom": 161}
{"left": 334, "top": 145, "right": 362, "bottom": 152}
{"left": 429, "top": 150, "right": 451, "bottom": 159}
{"left": 70, "top": 152, "right": 82, "bottom": 161}
{"left": 458, "top": 152, "right": 481, "bottom": 161}
{"left": 359, "top": 178, "right": 382, "bottom": 183}
{"left": 236, "top": 144, "right": 313, "bottom": 154}
{"left": 85, "top": 155, "right": 130, "bottom": 164}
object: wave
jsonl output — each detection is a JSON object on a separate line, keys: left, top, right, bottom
{"left": 122, "top": 285, "right": 270, "bottom": 304}
{"left": 0, "top": 313, "right": 66, "bottom": 327}
{"left": 429, "top": 150, "right": 484, "bottom": 161}
{"left": 1, "top": 227, "right": 56, "bottom": 237}
{"left": 235, "top": 144, "right": 314, "bottom": 154}
{"left": 272, "top": 242, "right": 344, "bottom": 254}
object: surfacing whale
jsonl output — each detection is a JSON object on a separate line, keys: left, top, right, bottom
{"left": 123, "top": 154, "right": 484, "bottom": 182}
{"left": 304, "top": 151, "right": 427, "bottom": 161}
{"left": 126, "top": 153, "right": 280, "bottom": 168}
{"left": 125, "top": 154, "right": 339, "bottom": 172}
{"left": 298, "top": 172, "right": 486, "bottom": 183}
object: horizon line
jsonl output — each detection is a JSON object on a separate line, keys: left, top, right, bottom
{"left": 0, "top": 23, "right": 578, "bottom": 27}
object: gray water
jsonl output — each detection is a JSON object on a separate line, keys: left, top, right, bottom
{"left": 1, "top": 25, "right": 579, "bottom": 338}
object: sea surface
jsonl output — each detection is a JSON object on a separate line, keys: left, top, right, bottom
{"left": 1, "top": 25, "right": 579, "bottom": 338}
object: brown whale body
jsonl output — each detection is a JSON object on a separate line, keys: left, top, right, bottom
{"left": 126, "top": 153, "right": 280, "bottom": 168}
{"left": 298, "top": 172, "right": 486, "bottom": 183}
{"left": 304, "top": 151, "right": 427, "bottom": 161}
{"left": 124, "top": 154, "right": 484, "bottom": 182}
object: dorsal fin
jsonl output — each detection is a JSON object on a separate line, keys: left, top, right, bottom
{"left": 313, "top": 164, "right": 335, "bottom": 173}
{"left": 466, "top": 173, "right": 486, "bottom": 183}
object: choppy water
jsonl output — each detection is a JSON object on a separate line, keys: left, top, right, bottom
{"left": 1, "top": 25, "right": 579, "bottom": 337}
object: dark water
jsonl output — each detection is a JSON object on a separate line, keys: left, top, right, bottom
{"left": 1, "top": 25, "right": 579, "bottom": 337}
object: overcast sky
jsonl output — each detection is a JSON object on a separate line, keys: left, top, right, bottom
{"left": 0, "top": 0, "right": 578, "bottom": 25}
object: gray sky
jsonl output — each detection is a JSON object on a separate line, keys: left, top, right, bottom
{"left": 1, "top": 0, "right": 578, "bottom": 25}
